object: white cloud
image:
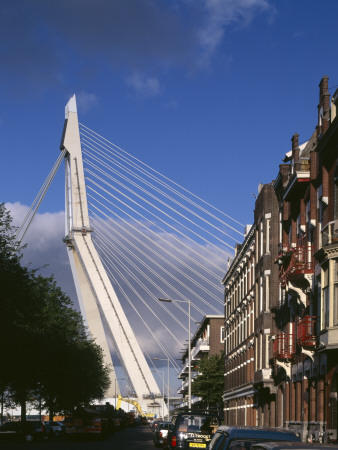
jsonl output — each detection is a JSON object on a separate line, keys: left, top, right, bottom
{"left": 6, "top": 202, "right": 77, "bottom": 303}
{"left": 126, "top": 73, "right": 161, "bottom": 97}
{"left": 198, "top": 0, "right": 273, "bottom": 62}
{"left": 76, "top": 91, "right": 100, "bottom": 114}
{"left": 8, "top": 202, "right": 64, "bottom": 251}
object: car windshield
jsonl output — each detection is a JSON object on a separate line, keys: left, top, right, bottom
{"left": 176, "top": 415, "right": 219, "bottom": 434}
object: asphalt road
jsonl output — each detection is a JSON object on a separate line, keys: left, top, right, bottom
{"left": 0, "top": 425, "right": 155, "bottom": 450}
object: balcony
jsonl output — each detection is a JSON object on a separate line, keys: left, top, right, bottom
{"left": 276, "top": 244, "right": 314, "bottom": 287}
{"left": 191, "top": 337, "right": 209, "bottom": 361}
{"left": 177, "top": 380, "right": 188, "bottom": 395}
{"left": 321, "top": 220, "right": 338, "bottom": 247}
{"left": 283, "top": 158, "right": 310, "bottom": 201}
{"left": 178, "top": 361, "right": 189, "bottom": 379}
{"left": 273, "top": 333, "right": 295, "bottom": 361}
{"left": 297, "top": 316, "right": 317, "bottom": 349}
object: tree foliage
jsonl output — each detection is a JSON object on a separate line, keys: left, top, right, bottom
{"left": 191, "top": 351, "right": 224, "bottom": 409}
{"left": 0, "top": 203, "right": 111, "bottom": 420}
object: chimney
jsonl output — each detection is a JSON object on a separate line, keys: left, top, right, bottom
{"left": 291, "top": 133, "right": 300, "bottom": 162}
{"left": 317, "top": 75, "right": 330, "bottom": 136}
{"left": 279, "top": 164, "right": 291, "bottom": 187}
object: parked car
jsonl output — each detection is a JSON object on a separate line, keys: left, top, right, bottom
{"left": 208, "top": 426, "right": 301, "bottom": 450}
{"left": 251, "top": 442, "right": 338, "bottom": 450}
{"left": 153, "top": 422, "right": 171, "bottom": 447}
{"left": 44, "top": 420, "right": 65, "bottom": 437}
{"left": 0, "top": 420, "right": 48, "bottom": 442}
{"left": 152, "top": 419, "right": 164, "bottom": 432}
{"left": 164, "top": 410, "right": 220, "bottom": 449}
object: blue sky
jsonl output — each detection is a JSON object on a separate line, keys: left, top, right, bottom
{"left": 2, "top": 0, "right": 338, "bottom": 393}
{"left": 2, "top": 0, "right": 338, "bottom": 226}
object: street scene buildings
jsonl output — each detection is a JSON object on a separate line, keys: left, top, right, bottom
{"left": 221, "top": 75, "right": 338, "bottom": 441}
{"left": 179, "top": 315, "right": 225, "bottom": 407}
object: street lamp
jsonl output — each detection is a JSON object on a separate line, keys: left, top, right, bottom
{"left": 152, "top": 370, "right": 165, "bottom": 419}
{"left": 153, "top": 356, "right": 170, "bottom": 421}
{"left": 159, "top": 297, "right": 191, "bottom": 409}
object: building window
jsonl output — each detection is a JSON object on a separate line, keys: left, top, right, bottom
{"left": 260, "top": 221, "right": 264, "bottom": 257}
{"left": 259, "top": 333, "right": 263, "bottom": 370}
{"left": 297, "top": 214, "right": 301, "bottom": 239}
{"left": 265, "top": 334, "right": 269, "bottom": 368}
{"left": 322, "top": 264, "right": 329, "bottom": 328}
{"left": 334, "top": 165, "right": 338, "bottom": 220}
{"left": 266, "top": 218, "right": 271, "bottom": 254}
{"left": 248, "top": 263, "right": 251, "bottom": 290}
{"left": 244, "top": 311, "right": 247, "bottom": 339}
{"left": 265, "top": 275, "right": 270, "bottom": 311}
{"left": 334, "top": 260, "right": 338, "bottom": 326}
{"left": 306, "top": 201, "right": 311, "bottom": 242}
{"left": 260, "top": 275, "right": 263, "bottom": 312}
{"left": 221, "top": 326, "right": 225, "bottom": 343}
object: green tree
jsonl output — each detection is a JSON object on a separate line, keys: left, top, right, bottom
{"left": 0, "top": 203, "right": 42, "bottom": 420}
{"left": 191, "top": 351, "right": 224, "bottom": 410}
{"left": 27, "top": 274, "right": 111, "bottom": 418}
{"left": 0, "top": 203, "right": 111, "bottom": 420}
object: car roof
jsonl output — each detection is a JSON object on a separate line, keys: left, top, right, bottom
{"left": 214, "top": 426, "right": 299, "bottom": 439}
{"left": 251, "top": 442, "right": 336, "bottom": 450}
{"left": 175, "top": 411, "right": 219, "bottom": 417}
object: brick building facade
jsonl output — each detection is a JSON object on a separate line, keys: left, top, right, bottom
{"left": 222, "top": 225, "right": 256, "bottom": 424}
{"left": 253, "top": 183, "right": 280, "bottom": 426}
{"left": 222, "top": 75, "right": 338, "bottom": 442}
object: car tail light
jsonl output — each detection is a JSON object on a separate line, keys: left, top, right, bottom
{"left": 171, "top": 435, "right": 177, "bottom": 447}
{"left": 160, "top": 432, "right": 163, "bottom": 438}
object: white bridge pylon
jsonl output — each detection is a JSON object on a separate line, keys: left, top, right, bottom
{"left": 61, "top": 95, "right": 165, "bottom": 415}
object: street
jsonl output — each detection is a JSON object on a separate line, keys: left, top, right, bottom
{"left": 0, "top": 425, "right": 155, "bottom": 450}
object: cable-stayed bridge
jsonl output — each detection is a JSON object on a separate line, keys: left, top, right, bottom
{"left": 17, "top": 95, "right": 244, "bottom": 415}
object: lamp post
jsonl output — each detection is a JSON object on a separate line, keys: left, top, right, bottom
{"left": 159, "top": 297, "right": 191, "bottom": 409}
{"left": 153, "top": 356, "right": 170, "bottom": 421}
{"left": 152, "top": 370, "right": 165, "bottom": 419}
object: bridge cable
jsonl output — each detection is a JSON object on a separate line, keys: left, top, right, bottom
{"left": 87, "top": 186, "right": 225, "bottom": 276}
{"left": 16, "top": 148, "right": 67, "bottom": 242}
{"left": 86, "top": 174, "right": 232, "bottom": 262}
{"left": 84, "top": 156, "right": 238, "bottom": 250}
{"left": 86, "top": 183, "right": 228, "bottom": 272}
{"left": 93, "top": 227, "right": 192, "bottom": 341}
{"left": 90, "top": 209, "right": 222, "bottom": 312}
{"left": 81, "top": 139, "right": 243, "bottom": 240}
{"left": 92, "top": 217, "right": 208, "bottom": 319}
{"left": 79, "top": 123, "right": 245, "bottom": 231}
{"left": 89, "top": 204, "right": 223, "bottom": 300}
